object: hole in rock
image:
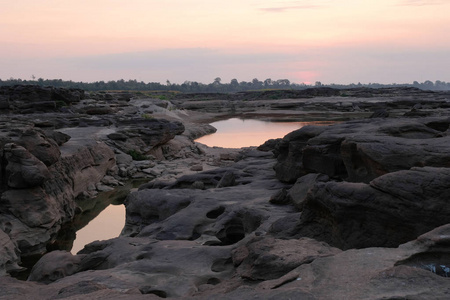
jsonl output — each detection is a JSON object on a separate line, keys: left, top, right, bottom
{"left": 206, "top": 206, "right": 226, "bottom": 219}
{"left": 189, "top": 225, "right": 202, "bottom": 241}
{"left": 139, "top": 286, "right": 168, "bottom": 298}
{"left": 425, "top": 121, "right": 450, "bottom": 132}
{"left": 211, "top": 258, "right": 233, "bottom": 272}
{"left": 206, "top": 277, "right": 221, "bottom": 285}
{"left": 216, "top": 219, "right": 246, "bottom": 245}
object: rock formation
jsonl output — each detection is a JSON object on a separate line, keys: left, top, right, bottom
{"left": 0, "top": 85, "right": 449, "bottom": 299}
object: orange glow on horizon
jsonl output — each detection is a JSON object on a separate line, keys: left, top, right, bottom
{"left": 1, "top": 0, "right": 449, "bottom": 83}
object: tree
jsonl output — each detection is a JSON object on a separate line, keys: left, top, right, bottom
{"left": 213, "top": 77, "right": 222, "bottom": 85}
{"left": 264, "top": 78, "right": 272, "bottom": 87}
{"left": 230, "top": 78, "right": 239, "bottom": 90}
{"left": 252, "top": 78, "right": 262, "bottom": 88}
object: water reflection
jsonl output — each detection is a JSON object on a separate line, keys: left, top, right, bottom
{"left": 50, "top": 181, "right": 139, "bottom": 255}
{"left": 195, "top": 118, "right": 333, "bottom": 148}
{"left": 71, "top": 204, "right": 125, "bottom": 254}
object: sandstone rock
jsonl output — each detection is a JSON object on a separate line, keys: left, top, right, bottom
{"left": 257, "top": 138, "right": 281, "bottom": 152}
{"left": 232, "top": 236, "right": 341, "bottom": 280}
{"left": 110, "top": 117, "right": 185, "bottom": 154}
{"left": 290, "top": 167, "right": 450, "bottom": 249}
{"left": 16, "top": 128, "right": 61, "bottom": 166}
{"left": 216, "top": 171, "right": 236, "bottom": 188}
{"left": 4, "top": 143, "right": 50, "bottom": 188}
{"left": 287, "top": 173, "right": 329, "bottom": 210}
{"left": 43, "top": 130, "right": 71, "bottom": 146}
{"left": 28, "top": 250, "right": 85, "bottom": 283}
{"left": 190, "top": 164, "right": 203, "bottom": 171}
{"left": 1, "top": 187, "right": 60, "bottom": 228}
{"left": 274, "top": 117, "right": 450, "bottom": 183}
{"left": 269, "top": 187, "right": 289, "bottom": 205}
{"left": 273, "top": 125, "right": 326, "bottom": 183}
{"left": 0, "top": 229, "right": 22, "bottom": 276}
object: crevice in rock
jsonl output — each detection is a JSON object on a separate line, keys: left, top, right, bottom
{"left": 206, "top": 277, "right": 221, "bottom": 285}
{"left": 425, "top": 121, "right": 450, "bottom": 132}
{"left": 395, "top": 252, "right": 450, "bottom": 278}
{"left": 206, "top": 206, "right": 225, "bottom": 219}
{"left": 139, "top": 286, "right": 168, "bottom": 298}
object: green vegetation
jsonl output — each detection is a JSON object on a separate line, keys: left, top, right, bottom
{"left": 0, "top": 77, "right": 449, "bottom": 92}
{"left": 141, "top": 113, "right": 153, "bottom": 119}
{"left": 127, "top": 149, "right": 148, "bottom": 161}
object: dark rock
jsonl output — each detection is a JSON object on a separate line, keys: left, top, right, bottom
{"left": 293, "top": 167, "right": 450, "bottom": 249}
{"left": 0, "top": 96, "right": 10, "bottom": 109}
{"left": 16, "top": 129, "right": 61, "bottom": 166}
{"left": 3, "top": 143, "right": 50, "bottom": 188}
{"left": 287, "top": 173, "right": 329, "bottom": 210}
{"left": 0, "top": 229, "right": 22, "bottom": 276}
{"left": 216, "top": 171, "right": 236, "bottom": 188}
{"left": 232, "top": 236, "right": 341, "bottom": 280}
{"left": 107, "top": 132, "right": 128, "bottom": 141}
{"left": 273, "top": 125, "right": 326, "bottom": 183}
{"left": 110, "top": 118, "right": 185, "bottom": 154}
{"left": 257, "top": 138, "right": 281, "bottom": 152}
{"left": 28, "top": 251, "right": 84, "bottom": 283}
{"left": 190, "top": 164, "right": 203, "bottom": 171}
{"left": 43, "top": 130, "right": 71, "bottom": 146}
{"left": 369, "top": 109, "right": 389, "bottom": 118}
{"left": 269, "top": 188, "right": 289, "bottom": 205}
{"left": 84, "top": 107, "right": 114, "bottom": 115}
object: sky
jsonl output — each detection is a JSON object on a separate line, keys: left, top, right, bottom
{"left": 1, "top": 0, "right": 449, "bottom": 85}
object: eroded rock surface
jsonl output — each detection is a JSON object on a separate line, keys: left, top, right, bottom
{"left": 0, "top": 86, "right": 450, "bottom": 299}
{"left": 274, "top": 117, "right": 450, "bottom": 183}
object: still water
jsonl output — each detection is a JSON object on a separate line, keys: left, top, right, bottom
{"left": 71, "top": 118, "right": 333, "bottom": 253}
{"left": 71, "top": 204, "right": 125, "bottom": 254}
{"left": 195, "top": 118, "right": 332, "bottom": 148}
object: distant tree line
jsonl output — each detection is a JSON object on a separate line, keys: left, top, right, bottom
{"left": 0, "top": 77, "right": 449, "bottom": 92}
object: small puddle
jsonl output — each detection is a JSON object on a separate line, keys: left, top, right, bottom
{"left": 195, "top": 118, "right": 334, "bottom": 148}
{"left": 71, "top": 203, "right": 125, "bottom": 254}
{"left": 49, "top": 180, "right": 146, "bottom": 255}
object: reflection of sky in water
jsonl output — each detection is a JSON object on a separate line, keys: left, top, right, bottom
{"left": 196, "top": 118, "right": 328, "bottom": 148}
{"left": 71, "top": 204, "right": 125, "bottom": 254}
{"left": 70, "top": 119, "right": 331, "bottom": 253}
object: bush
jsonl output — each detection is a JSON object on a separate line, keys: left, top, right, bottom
{"left": 127, "top": 149, "right": 148, "bottom": 161}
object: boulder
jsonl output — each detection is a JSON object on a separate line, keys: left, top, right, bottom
{"left": 28, "top": 250, "right": 85, "bottom": 283}
{"left": 16, "top": 128, "right": 61, "bottom": 166}
{"left": 287, "top": 173, "right": 329, "bottom": 210}
{"left": 4, "top": 143, "right": 50, "bottom": 188}
{"left": 290, "top": 167, "right": 450, "bottom": 249}
{"left": 108, "top": 117, "right": 185, "bottom": 154}
{"left": 274, "top": 117, "right": 450, "bottom": 183}
{"left": 273, "top": 125, "right": 326, "bottom": 183}
{"left": 0, "top": 229, "right": 22, "bottom": 276}
{"left": 42, "top": 130, "right": 71, "bottom": 146}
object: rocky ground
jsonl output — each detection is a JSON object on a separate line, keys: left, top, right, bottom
{"left": 0, "top": 85, "right": 450, "bottom": 299}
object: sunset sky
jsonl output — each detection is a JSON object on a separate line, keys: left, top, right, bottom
{"left": 1, "top": 0, "right": 449, "bottom": 84}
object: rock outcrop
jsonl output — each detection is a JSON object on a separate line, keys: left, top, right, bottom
{"left": 0, "top": 86, "right": 450, "bottom": 299}
{"left": 274, "top": 167, "right": 450, "bottom": 249}
{"left": 0, "top": 85, "right": 84, "bottom": 113}
{"left": 274, "top": 117, "right": 450, "bottom": 183}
